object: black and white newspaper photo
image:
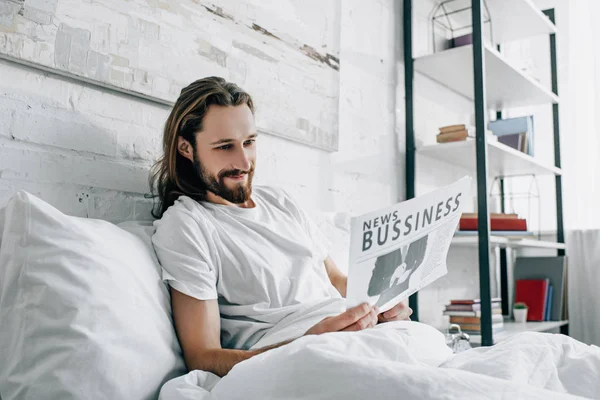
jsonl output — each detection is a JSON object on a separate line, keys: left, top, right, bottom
{"left": 346, "top": 177, "right": 472, "bottom": 312}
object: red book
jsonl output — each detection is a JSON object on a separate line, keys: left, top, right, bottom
{"left": 515, "top": 279, "right": 549, "bottom": 321}
{"left": 460, "top": 217, "right": 527, "bottom": 231}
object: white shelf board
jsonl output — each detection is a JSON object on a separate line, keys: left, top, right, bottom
{"left": 486, "top": 0, "right": 556, "bottom": 43}
{"left": 418, "top": 139, "right": 562, "bottom": 177}
{"left": 469, "top": 320, "right": 569, "bottom": 345}
{"left": 451, "top": 235, "right": 566, "bottom": 250}
{"left": 436, "top": 0, "right": 555, "bottom": 44}
{"left": 414, "top": 45, "right": 559, "bottom": 109}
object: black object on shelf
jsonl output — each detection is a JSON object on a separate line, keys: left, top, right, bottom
{"left": 430, "top": 0, "right": 493, "bottom": 52}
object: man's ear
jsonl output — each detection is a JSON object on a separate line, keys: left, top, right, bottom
{"left": 177, "top": 137, "right": 194, "bottom": 162}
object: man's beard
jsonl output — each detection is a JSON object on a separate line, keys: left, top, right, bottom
{"left": 194, "top": 159, "right": 254, "bottom": 204}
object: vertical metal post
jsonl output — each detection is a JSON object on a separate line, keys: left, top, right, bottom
{"left": 404, "top": 0, "right": 418, "bottom": 320}
{"left": 499, "top": 177, "right": 510, "bottom": 316}
{"left": 495, "top": 106, "right": 510, "bottom": 316}
{"left": 472, "top": 0, "right": 493, "bottom": 346}
{"left": 543, "top": 8, "right": 568, "bottom": 336}
{"left": 543, "top": 8, "right": 565, "bottom": 257}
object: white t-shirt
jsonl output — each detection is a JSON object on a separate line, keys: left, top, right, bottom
{"left": 152, "top": 186, "right": 343, "bottom": 350}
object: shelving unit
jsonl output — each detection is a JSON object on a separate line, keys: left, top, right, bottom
{"left": 403, "top": 0, "right": 567, "bottom": 346}
{"left": 469, "top": 320, "right": 569, "bottom": 345}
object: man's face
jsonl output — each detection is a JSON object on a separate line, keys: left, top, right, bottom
{"left": 183, "top": 104, "right": 257, "bottom": 205}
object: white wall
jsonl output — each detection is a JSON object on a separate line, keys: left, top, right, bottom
{"left": 0, "top": 0, "right": 402, "bottom": 220}
{"left": 0, "top": 0, "right": 573, "bottom": 330}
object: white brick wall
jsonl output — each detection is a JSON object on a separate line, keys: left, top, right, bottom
{"left": 0, "top": 0, "right": 565, "bottom": 329}
{"left": 0, "top": 0, "right": 473, "bottom": 327}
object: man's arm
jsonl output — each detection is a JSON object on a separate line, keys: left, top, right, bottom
{"left": 170, "top": 287, "right": 378, "bottom": 377}
{"left": 324, "top": 256, "right": 347, "bottom": 297}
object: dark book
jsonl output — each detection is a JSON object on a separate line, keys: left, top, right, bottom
{"left": 450, "top": 297, "right": 501, "bottom": 305}
{"left": 498, "top": 132, "right": 525, "bottom": 151}
{"left": 451, "top": 33, "right": 473, "bottom": 48}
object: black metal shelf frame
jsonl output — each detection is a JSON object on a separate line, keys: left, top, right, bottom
{"left": 403, "top": 0, "right": 567, "bottom": 345}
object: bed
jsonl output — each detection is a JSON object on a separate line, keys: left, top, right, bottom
{"left": 1, "top": 191, "right": 599, "bottom": 400}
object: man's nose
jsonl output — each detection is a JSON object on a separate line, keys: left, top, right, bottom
{"left": 233, "top": 147, "right": 252, "bottom": 171}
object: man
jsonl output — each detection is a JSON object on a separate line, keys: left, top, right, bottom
{"left": 150, "top": 77, "right": 412, "bottom": 378}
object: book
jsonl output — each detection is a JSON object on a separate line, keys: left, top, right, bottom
{"left": 457, "top": 322, "right": 504, "bottom": 332}
{"left": 452, "top": 33, "right": 472, "bottom": 48}
{"left": 454, "top": 231, "right": 535, "bottom": 238}
{"left": 459, "top": 217, "right": 527, "bottom": 231}
{"left": 463, "top": 326, "right": 505, "bottom": 336}
{"left": 515, "top": 279, "right": 550, "bottom": 321}
{"left": 513, "top": 256, "right": 567, "bottom": 321}
{"left": 563, "top": 260, "right": 569, "bottom": 320}
{"left": 488, "top": 116, "right": 534, "bottom": 156}
{"left": 437, "top": 130, "right": 469, "bottom": 143}
{"left": 497, "top": 132, "right": 525, "bottom": 151}
{"left": 445, "top": 302, "right": 501, "bottom": 312}
{"left": 488, "top": 116, "right": 533, "bottom": 136}
{"left": 439, "top": 124, "right": 466, "bottom": 134}
{"left": 449, "top": 314, "right": 504, "bottom": 324}
{"left": 443, "top": 308, "right": 502, "bottom": 317}
{"left": 545, "top": 284, "right": 553, "bottom": 321}
{"left": 450, "top": 298, "right": 501, "bottom": 305}
{"left": 461, "top": 213, "right": 519, "bottom": 220}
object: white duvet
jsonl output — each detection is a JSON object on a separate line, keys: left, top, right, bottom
{"left": 160, "top": 322, "right": 600, "bottom": 400}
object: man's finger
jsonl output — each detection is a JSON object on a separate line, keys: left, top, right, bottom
{"left": 324, "top": 303, "right": 373, "bottom": 332}
{"left": 341, "top": 308, "right": 378, "bottom": 332}
{"left": 380, "top": 304, "right": 413, "bottom": 322}
{"left": 382, "top": 303, "right": 404, "bottom": 319}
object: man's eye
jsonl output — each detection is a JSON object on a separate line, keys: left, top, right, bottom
{"left": 244, "top": 139, "right": 255, "bottom": 146}
{"left": 217, "top": 144, "right": 232, "bottom": 150}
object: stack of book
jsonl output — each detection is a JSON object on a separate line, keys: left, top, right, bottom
{"left": 436, "top": 124, "right": 472, "bottom": 143}
{"left": 436, "top": 124, "right": 497, "bottom": 144}
{"left": 444, "top": 298, "right": 505, "bottom": 336}
{"left": 457, "top": 213, "right": 534, "bottom": 238}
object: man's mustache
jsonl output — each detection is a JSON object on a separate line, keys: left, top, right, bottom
{"left": 219, "top": 165, "right": 255, "bottom": 179}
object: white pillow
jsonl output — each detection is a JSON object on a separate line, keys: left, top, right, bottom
{"left": 0, "top": 191, "right": 186, "bottom": 400}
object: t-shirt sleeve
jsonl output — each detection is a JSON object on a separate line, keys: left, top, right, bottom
{"left": 280, "top": 189, "right": 332, "bottom": 262}
{"left": 152, "top": 206, "right": 218, "bottom": 301}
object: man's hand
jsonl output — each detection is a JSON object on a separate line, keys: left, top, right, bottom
{"left": 377, "top": 301, "right": 413, "bottom": 323}
{"left": 305, "top": 303, "right": 379, "bottom": 335}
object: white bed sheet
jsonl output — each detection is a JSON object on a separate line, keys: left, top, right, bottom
{"left": 159, "top": 322, "right": 600, "bottom": 400}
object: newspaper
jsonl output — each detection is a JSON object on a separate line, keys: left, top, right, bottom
{"left": 346, "top": 177, "right": 472, "bottom": 313}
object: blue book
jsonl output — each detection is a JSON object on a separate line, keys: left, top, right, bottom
{"left": 545, "top": 285, "right": 553, "bottom": 321}
{"left": 488, "top": 116, "right": 534, "bottom": 156}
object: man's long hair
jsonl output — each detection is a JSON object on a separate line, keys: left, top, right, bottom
{"left": 148, "top": 77, "right": 254, "bottom": 218}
